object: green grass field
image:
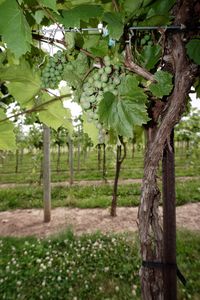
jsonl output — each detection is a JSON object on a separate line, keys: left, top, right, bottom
{"left": 0, "top": 147, "right": 199, "bottom": 184}
{"left": 0, "top": 179, "right": 199, "bottom": 211}
{"left": 0, "top": 230, "right": 199, "bottom": 300}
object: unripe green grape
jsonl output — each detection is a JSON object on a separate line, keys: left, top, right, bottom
{"left": 60, "top": 57, "right": 66, "bottom": 63}
{"left": 90, "top": 95, "right": 96, "bottom": 103}
{"left": 148, "top": 41, "right": 153, "bottom": 46}
{"left": 57, "top": 64, "right": 63, "bottom": 71}
{"left": 113, "top": 77, "right": 121, "bottom": 86}
{"left": 141, "top": 38, "right": 146, "bottom": 46}
{"left": 105, "top": 66, "right": 112, "bottom": 74}
{"left": 57, "top": 50, "right": 63, "bottom": 57}
{"left": 113, "top": 90, "right": 118, "bottom": 96}
{"left": 88, "top": 77, "right": 94, "bottom": 84}
{"left": 96, "top": 123, "right": 102, "bottom": 129}
{"left": 93, "top": 73, "right": 100, "bottom": 81}
{"left": 144, "top": 34, "right": 150, "bottom": 41}
{"left": 44, "top": 72, "right": 50, "bottom": 78}
{"left": 98, "top": 68, "right": 104, "bottom": 75}
{"left": 82, "top": 101, "right": 90, "bottom": 109}
{"left": 94, "top": 81, "right": 102, "bottom": 89}
{"left": 101, "top": 74, "right": 108, "bottom": 82}
{"left": 55, "top": 70, "right": 60, "bottom": 76}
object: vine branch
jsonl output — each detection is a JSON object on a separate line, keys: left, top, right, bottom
{"left": 0, "top": 93, "right": 71, "bottom": 123}
{"left": 125, "top": 45, "right": 156, "bottom": 82}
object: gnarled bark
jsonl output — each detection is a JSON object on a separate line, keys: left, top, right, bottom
{"left": 138, "top": 1, "right": 199, "bottom": 298}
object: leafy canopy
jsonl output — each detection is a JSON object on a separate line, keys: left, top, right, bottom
{"left": 0, "top": 0, "right": 199, "bottom": 150}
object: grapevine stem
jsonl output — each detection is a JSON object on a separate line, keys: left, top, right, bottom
{"left": 0, "top": 93, "right": 71, "bottom": 123}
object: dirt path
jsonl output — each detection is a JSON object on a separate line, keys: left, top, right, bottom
{"left": 0, "top": 176, "right": 199, "bottom": 189}
{"left": 0, "top": 203, "right": 199, "bottom": 238}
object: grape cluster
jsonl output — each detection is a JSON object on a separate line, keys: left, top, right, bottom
{"left": 41, "top": 50, "right": 66, "bottom": 89}
{"left": 80, "top": 56, "right": 122, "bottom": 129}
{"left": 140, "top": 34, "right": 153, "bottom": 46}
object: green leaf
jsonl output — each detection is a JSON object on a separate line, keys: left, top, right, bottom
{"left": 99, "top": 75, "right": 149, "bottom": 138}
{"left": 0, "top": 0, "right": 32, "bottom": 58}
{"left": 146, "top": 0, "right": 176, "bottom": 18}
{"left": 137, "top": 44, "right": 161, "bottom": 70}
{"left": 38, "top": 94, "right": 72, "bottom": 130}
{"left": 103, "top": 12, "right": 124, "bottom": 40}
{"left": 0, "top": 109, "right": 16, "bottom": 151}
{"left": 34, "top": 10, "right": 45, "bottom": 24}
{"left": 65, "top": 32, "right": 76, "bottom": 50}
{"left": 124, "top": 0, "right": 143, "bottom": 13}
{"left": 0, "top": 60, "right": 41, "bottom": 107}
{"left": 59, "top": 5, "right": 103, "bottom": 28}
{"left": 82, "top": 114, "right": 99, "bottom": 146}
{"left": 186, "top": 39, "right": 200, "bottom": 65}
{"left": 38, "top": 0, "right": 58, "bottom": 13}
{"left": 140, "top": 15, "right": 169, "bottom": 26}
{"left": 149, "top": 70, "right": 173, "bottom": 98}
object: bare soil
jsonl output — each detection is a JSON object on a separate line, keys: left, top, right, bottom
{"left": 0, "top": 203, "right": 199, "bottom": 238}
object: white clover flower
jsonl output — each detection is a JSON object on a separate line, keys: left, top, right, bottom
{"left": 16, "top": 281, "right": 22, "bottom": 286}
{"left": 24, "top": 251, "right": 28, "bottom": 255}
{"left": 69, "top": 287, "right": 73, "bottom": 292}
{"left": 36, "top": 258, "right": 41, "bottom": 263}
{"left": 115, "top": 286, "right": 119, "bottom": 292}
{"left": 42, "top": 281, "right": 46, "bottom": 287}
{"left": 73, "top": 297, "right": 77, "bottom": 300}
{"left": 104, "top": 267, "right": 109, "bottom": 272}
{"left": 57, "top": 276, "right": 61, "bottom": 281}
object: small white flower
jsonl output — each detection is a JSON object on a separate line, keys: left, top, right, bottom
{"left": 57, "top": 276, "right": 61, "bottom": 281}
{"left": 16, "top": 281, "right": 22, "bottom": 286}
{"left": 115, "top": 286, "right": 119, "bottom": 292}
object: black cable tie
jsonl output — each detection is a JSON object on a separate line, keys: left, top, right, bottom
{"left": 142, "top": 261, "right": 186, "bottom": 286}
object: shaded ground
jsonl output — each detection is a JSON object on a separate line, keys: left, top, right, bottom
{"left": 0, "top": 203, "right": 199, "bottom": 238}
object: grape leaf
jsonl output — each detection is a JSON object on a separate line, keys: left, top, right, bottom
{"left": 103, "top": 12, "right": 124, "bottom": 40}
{"left": 99, "top": 75, "right": 149, "bottom": 138}
{"left": 59, "top": 5, "right": 103, "bottom": 28}
{"left": 34, "top": 10, "right": 45, "bottom": 24}
{"left": 186, "top": 39, "right": 200, "bottom": 65}
{"left": 63, "top": 53, "right": 89, "bottom": 88}
{"left": 82, "top": 114, "right": 99, "bottom": 146}
{"left": 123, "top": 0, "right": 143, "bottom": 13}
{"left": 0, "top": 109, "right": 16, "bottom": 151}
{"left": 149, "top": 70, "right": 173, "bottom": 98}
{"left": 38, "top": 94, "right": 72, "bottom": 130}
{"left": 140, "top": 15, "right": 169, "bottom": 26}
{"left": 38, "top": 0, "right": 58, "bottom": 13}
{"left": 137, "top": 44, "right": 161, "bottom": 70}
{"left": 0, "top": 60, "right": 41, "bottom": 107}
{"left": 0, "top": 0, "right": 32, "bottom": 58}
{"left": 146, "top": 0, "right": 176, "bottom": 18}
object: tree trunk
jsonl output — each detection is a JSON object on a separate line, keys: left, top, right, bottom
{"left": 162, "top": 130, "right": 177, "bottom": 300}
{"left": 111, "top": 137, "right": 126, "bottom": 217}
{"left": 77, "top": 141, "right": 81, "bottom": 172}
{"left": 68, "top": 137, "right": 74, "bottom": 185}
{"left": 43, "top": 124, "right": 51, "bottom": 223}
{"left": 138, "top": 2, "right": 198, "bottom": 296}
{"left": 102, "top": 143, "right": 107, "bottom": 183}
{"left": 97, "top": 144, "right": 101, "bottom": 171}
{"left": 56, "top": 144, "right": 61, "bottom": 173}
{"left": 15, "top": 149, "right": 19, "bottom": 173}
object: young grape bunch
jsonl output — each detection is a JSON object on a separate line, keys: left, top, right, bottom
{"left": 41, "top": 50, "right": 66, "bottom": 89}
{"left": 80, "top": 55, "right": 122, "bottom": 129}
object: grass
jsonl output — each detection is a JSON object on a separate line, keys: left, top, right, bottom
{"left": 0, "top": 230, "right": 199, "bottom": 299}
{"left": 0, "top": 179, "right": 199, "bottom": 211}
{"left": 0, "top": 147, "right": 200, "bottom": 184}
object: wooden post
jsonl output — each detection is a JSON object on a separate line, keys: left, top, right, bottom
{"left": 68, "top": 136, "right": 74, "bottom": 185}
{"left": 43, "top": 124, "right": 51, "bottom": 223}
{"left": 162, "top": 129, "right": 177, "bottom": 300}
